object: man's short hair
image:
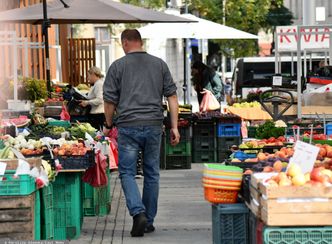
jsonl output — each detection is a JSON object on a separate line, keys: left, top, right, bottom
{"left": 121, "top": 29, "right": 142, "bottom": 42}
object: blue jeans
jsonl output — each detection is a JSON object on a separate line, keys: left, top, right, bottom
{"left": 117, "top": 125, "right": 162, "bottom": 225}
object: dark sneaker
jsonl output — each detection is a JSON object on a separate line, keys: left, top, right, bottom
{"left": 144, "top": 224, "right": 155, "bottom": 233}
{"left": 131, "top": 212, "right": 147, "bottom": 237}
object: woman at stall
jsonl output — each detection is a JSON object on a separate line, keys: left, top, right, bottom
{"left": 191, "top": 60, "right": 224, "bottom": 106}
{"left": 79, "top": 66, "right": 105, "bottom": 130}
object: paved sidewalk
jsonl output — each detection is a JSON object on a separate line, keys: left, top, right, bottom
{"left": 71, "top": 163, "right": 212, "bottom": 244}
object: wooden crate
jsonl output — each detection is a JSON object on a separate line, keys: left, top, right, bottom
{"left": 259, "top": 183, "right": 332, "bottom": 226}
{"left": 0, "top": 193, "right": 38, "bottom": 240}
{"left": 44, "top": 106, "right": 62, "bottom": 117}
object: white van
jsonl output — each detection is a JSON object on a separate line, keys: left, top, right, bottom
{"left": 233, "top": 56, "right": 324, "bottom": 97}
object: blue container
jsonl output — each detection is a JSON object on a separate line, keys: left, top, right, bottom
{"left": 233, "top": 151, "right": 257, "bottom": 161}
{"left": 326, "top": 124, "right": 332, "bottom": 136}
{"left": 217, "top": 123, "right": 241, "bottom": 137}
{"left": 212, "top": 203, "right": 249, "bottom": 244}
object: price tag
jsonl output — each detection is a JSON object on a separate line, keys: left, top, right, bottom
{"left": 288, "top": 141, "right": 320, "bottom": 173}
{"left": 273, "top": 76, "right": 282, "bottom": 86}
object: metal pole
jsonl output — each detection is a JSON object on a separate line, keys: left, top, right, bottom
{"left": 274, "top": 32, "right": 278, "bottom": 74}
{"left": 302, "top": 0, "right": 315, "bottom": 25}
{"left": 297, "top": 25, "right": 302, "bottom": 119}
{"left": 13, "top": 35, "right": 18, "bottom": 101}
{"left": 304, "top": 50, "right": 307, "bottom": 77}
{"left": 183, "top": 39, "right": 187, "bottom": 104}
{"left": 43, "top": 0, "right": 51, "bottom": 97}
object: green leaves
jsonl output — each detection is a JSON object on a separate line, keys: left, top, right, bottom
{"left": 22, "top": 77, "right": 48, "bottom": 102}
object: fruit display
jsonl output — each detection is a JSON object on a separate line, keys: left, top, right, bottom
{"left": 1, "top": 116, "right": 30, "bottom": 128}
{"left": 53, "top": 142, "right": 89, "bottom": 156}
{"left": 231, "top": 101, "right": 261, "bottom": 108}
{"left": 239, "top": 136, "right": 286, "bottom": 149}
{"left": 265, "top": 164, "right": 332, "bottom": 187}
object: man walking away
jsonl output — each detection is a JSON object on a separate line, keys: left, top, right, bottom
{"left": 103, "top": 29, "right": 180, "bottom": 237}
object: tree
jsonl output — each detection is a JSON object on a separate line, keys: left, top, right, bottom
{"left": 190, "top": 0, "right": 285, "bottom": 57}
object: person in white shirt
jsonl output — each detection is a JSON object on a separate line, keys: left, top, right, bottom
{"left": 80, "top": 66, "right": 105, "bottom": 130}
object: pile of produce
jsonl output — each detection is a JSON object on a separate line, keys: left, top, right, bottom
{"left": 265, "top": 164, "right": 332, "bottom": 187}
{"left": 27, "top": 124, "right": 66, "bottom": 139}
{"left": 53, "top": 142, "right": 89, "bottom": 156}
{"left": 231, "top": 101, "right": 261, "bottom": 108}
{"left": 255, "top": 120, "right": 286, "bottom": 139}
{"left": 68, "top": 123, "right": 96, "bottom": 139}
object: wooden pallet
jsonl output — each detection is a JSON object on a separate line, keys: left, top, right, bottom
{"left": 0, "top": 193, "right": 37, "bottom": 240}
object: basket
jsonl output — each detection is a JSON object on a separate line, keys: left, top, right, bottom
{"left": 204, "top": 186, "right": 238, "bottom": 204}
{"left": 0, "top": 171, "right": 36, "bottom": 196}
{"left": 55, "top": 150, "right": 95, "bottom": 170}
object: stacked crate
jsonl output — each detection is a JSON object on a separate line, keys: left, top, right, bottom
{"left": 192, "top": 119, "right": 217, "bottom": 163}
{"left": 52, "top": 172, "right": 82, "bottom": 240}
{"left": 82, "top": 168, "right": 111, "bottom": 216}
{"left": 40, "top": 184, "right": 54, "bottom": 240}
{"left": 247, "top": 174, "right": 332, "bottom": 243}
{"left": 212, "top": 203, "right": 249, "bottom": 244}
{"left": 165, "top": 122, "right": 192, "bottom": 169}
{"left": 0, "top": 170, "right": 40, "bottom": 240}
{"left": 216, "top": 122, "right": 241, "bottom": 162}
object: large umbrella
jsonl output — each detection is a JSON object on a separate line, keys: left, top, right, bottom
{"left": 0, "top": 0, "right": 192, "bottom": 95}
{"left": 138, "top": 14, "right": 258, "bottom": 39}
{"left": 0, "top": 0, "right": 192, "bottom": 24}
{"left": 138, "top": 13, "right": 258, "bottom": 103}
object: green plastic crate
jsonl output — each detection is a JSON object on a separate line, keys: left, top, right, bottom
{"left": 264, "top": 227, "right": 332, "bottom": 244}
{"left": 41, "top": 184, "right": 54, "bottom": 240}
{"left": 165, "top": 141, "right": 191, "bottom": 156}
{"left": 303, "top": 137, "right": 332, "bottom": 146}
{"left": 34, "top": 190, "right": 41, "bottom": 240}
{"left": 53, "top": 173, "right": 82, "bottom": 240}
{"left": 82, "top": 168, "right": 111, "bottom": 216}
{"left": 48, "top": 120, "right": 71, "bottom": 128}
{"left": 0, "top": 171, "right": 36, "bottom": 196}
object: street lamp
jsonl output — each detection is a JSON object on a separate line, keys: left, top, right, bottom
{"left": 42, "top": 0, "right": 69, "bottom": 97}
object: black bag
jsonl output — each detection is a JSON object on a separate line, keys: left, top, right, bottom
{"left": 67, "top": 99, "right": 91, "bottom": 116}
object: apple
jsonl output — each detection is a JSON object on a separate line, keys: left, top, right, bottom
{"left": 267, "top": 179, "right": 279, "bottom": 187}
{"left": 311, "top": 168, "right": 330, "bottom": 184}
{"left": 244, "top": 169, "right": 253, "bottom": 175}
{"left": 292, "top": 174, "right": 306, "bottom": 186}
{"left": 257, "top": 152, "right": 266, "bottom": 161}
{"left": 263, "top": 166, "right": 274, "bottom": 172}
{"left": 304, "top": 172, "right": 311, "bottom": 182}
{"left": 279, "top": 178, "right": 292, "bottom": 186}
{"left": 321, "top": 169, "right": 332, "bottom": 178}
{"left": 273, "top": 161, "right": 283, "bottom": 172}
{"left": 287, "top": 164, "right": 302, "bottom": 177}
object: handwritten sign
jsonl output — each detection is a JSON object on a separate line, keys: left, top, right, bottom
{"left": 288, "top": 141, "right": 320, "bottom": 173}
{"left": 273, "top": 76, "right": 282, "bottom": 86}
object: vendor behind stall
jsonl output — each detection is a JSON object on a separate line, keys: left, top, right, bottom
{"left": 79, "top": 66, "right": 105, "bottom": 130}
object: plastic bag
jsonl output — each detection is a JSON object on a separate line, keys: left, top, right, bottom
{"left": 109, "top": 140, "right": 118, "bottom": 170}
{"left": 60, "top": 104, "right": 71, "bottom": 121}
{"left": 199, "top": 89, "right": 221, "bottom": 112}
{"left": 82, "top": 149, "right": 108, "bottom": 187}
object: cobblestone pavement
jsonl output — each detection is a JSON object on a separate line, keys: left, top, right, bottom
{"left": 71, "top": 163, "right": 212, "bottom": 244}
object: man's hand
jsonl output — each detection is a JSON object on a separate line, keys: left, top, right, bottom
{"left": 170, "top": 128, "right": 180, "bottom": 146}
{"left": 103, "top": 126, "right": 111, "bottom": 136}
